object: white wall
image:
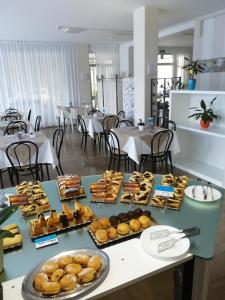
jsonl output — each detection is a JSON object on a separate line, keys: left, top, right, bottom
{"left": 119, "top": 41, "right": 133, "bottom": 76}
{"left": 193, "top": 9, "right": 225, "bottom": 90}
{"left": 76, "top": 44, "right": 91, "bottom": 105}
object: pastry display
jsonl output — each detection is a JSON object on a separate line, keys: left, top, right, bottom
{"left": 150, "top": 174, "right": 189, "bottom": 210}
{"left": 3, "top": 223, "right": 23, "bottom": 250}
{"left": 90, "top": 170, "right": 124, "bottom": 203}
{"left": 121, "top": 171, "right": 154, "bottom": 205}
{"left": 89, "top": 208, "right": 155, "bottom": 247}
{"left": 15, "top": 181, "right": 51, "bottom": 216}
{"left": 32, "top": 252, "right": 103, "bottom": 296}
{"left": 56, "top": 174, "right": 86, "bottom": 200}
{"left": 29, "top": 201, "right": 95, "bottom": 239}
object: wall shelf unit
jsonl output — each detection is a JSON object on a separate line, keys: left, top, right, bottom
{"left": 170, "top": 90, "right": 225, "bottom": 187}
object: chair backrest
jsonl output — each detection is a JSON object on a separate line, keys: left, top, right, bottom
{"left": 117, "top": 110, "right": 125, "bottom": 119}
{"left": 102, "top": 115, "right": 119, "bottom": 131}
{"left": 35, "top": 115, "right": 41, "bottom": 132}
{"left": 162, "top": 120, "right": 176, "bottom": 131}
{"left": 1, "top": 112, "right": 21, "bottom": 121}
{"left": 4, "top": 121, "right": 27, "bottom": 135}
{"left": 116, "top": 119, "right": 134, "bottom": 128}
{"left": 53, "top": 128, "right": 64, "bottom": 159}
{"left": 151, "top": 129, "right": 174, "bottom": 156}
{"left": 105, "top": 130, "right": 121, "bottom": 156}
{"left": 6, "top": 140, "right": 39, "bottom": 173}
{"left": 88, "top": 109, "right": 102, "bottom": 116}
{"left": 70, "top": 107, "right": 78, "bottom": 119}
{"left": 77, "top": 114, "right": 87, "bottom": 133}
{"left": 5, "top": 108, "right": 18, "bottom": 114}
{"left": 27, "top": 109, "right": 32, "bottom": 121}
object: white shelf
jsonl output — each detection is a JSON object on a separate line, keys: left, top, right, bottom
{"left": 174, "top": 157, "right": 224, "bottom": 187}
{"left": 171, "top": 90, "right": 225, "bottom": 95}
{"left": 177, "top": 122, "right": 225, "bottom": 138}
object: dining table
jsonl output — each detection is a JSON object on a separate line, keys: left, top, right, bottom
{"left": 1, "top": 174, "right": 224, "bottom": 300}
{"left": 112, "top": 126, "right": 180, "bottom": 164}
{"left": 0, "top": 120, "right": 34, "bottom": 136}
{"left": 82, "top": 114, "right": 108, "bottom": 139}
{"left": 0, "top": 131, "right": 58, "bottom": 169}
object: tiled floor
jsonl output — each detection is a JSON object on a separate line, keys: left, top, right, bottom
{"left": 2, "top": 126, "right": 225, "bottom": 299}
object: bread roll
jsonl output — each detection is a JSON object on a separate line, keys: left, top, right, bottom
{"left": 87, "top": 255, "right": 102, "bottom": 271}
{"left": 138, "top": 215, "right": 151, "bottom": 228}
{"left": 60, "top": 274, "right": 77, "bottom": 291}
{"left": 65, "top": 263, "right": 82, "bottom": 275}
{"left": 78, "top": 267, "right": 96, "bottom": 283}
{"left": 95, "top": 229, "right": 108, "bottom": 243}
{"left": 117, "top": 223, "right": 130, "bottom": 235}
{"left": 50, "top": 269, "right": 64, "bottom": 282}
{"left": 42, "top": 281, "right": 61, "bottom": 295}
{"left": 73, "top": 254, "right": 90, "bottom": 266}
{"left": 58, "top": 255, "right": 73, "bottom": 269}
{"left": 34, "top": 272, "right": 48, "bottom": 291}
{"left": 41, "top": 261, "right": 59, "bottom": 274}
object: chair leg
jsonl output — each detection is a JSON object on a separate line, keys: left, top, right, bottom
{"left": 0, "top": 171, "right": 4, "bottom": 189}
{"left": 168, "top": 152, "right": 173, "bottom": 174}
{"left": 84, "top": 134, "right": 87, "bottom": 151}
{"left": 56, "top": 166, "right": 60, "bottom": 176}
{"left": 139, "top": 156, "right": 143, "bottom": 172}
{"left": 7, "top": 168, "right": 14, "bottom": 186}
{"left": 117, "top": 155, "right": 120, "bottom": 172}
{"left": 108, "top": 154, "right": 112, "bottom": 170}
{"left": 58, "top": 161, "right": 64, "bottom": 175}
{"left": 45, "top": 164, "right": 50, "bottom": 180}
{"left": 81, "top": 134, "right": 84, "bottom": 148}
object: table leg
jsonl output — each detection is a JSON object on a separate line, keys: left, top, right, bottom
{"left": 174, "top": 259, "right": 194, "bottom": 300}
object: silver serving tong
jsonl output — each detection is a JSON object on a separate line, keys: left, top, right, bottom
{"left": 150, "top": 226, "right": 198, "bottom": 240}
{"left": 158, "top": 227, "right": 200, "bottom": 253}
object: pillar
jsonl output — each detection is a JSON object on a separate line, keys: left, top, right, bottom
{"left": 133, "top": 6, "right": 158, "bottom": 124}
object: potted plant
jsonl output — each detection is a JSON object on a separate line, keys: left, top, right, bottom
{"left": 183, "top": 58, "right": 206, "bottom": 90}
{"left": 188, "top": 97, "right": 220, "bottom": 129}
{"left": 137, "top": 119, "right": 145, "bottom": 131}
{"left": 0, "top": 206, "right": 17, "bottom": 273}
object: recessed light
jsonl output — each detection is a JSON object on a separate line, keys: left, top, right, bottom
{"left": 57, "top": 26, "right": 86, "bottom": 34}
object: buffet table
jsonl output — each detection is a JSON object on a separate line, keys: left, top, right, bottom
{"left": 1, "top": 174, "right": 224, "bottom": 300}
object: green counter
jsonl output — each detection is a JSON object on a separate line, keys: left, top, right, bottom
{"left": 1, "top": 174, "right": 224, "bottom": 281}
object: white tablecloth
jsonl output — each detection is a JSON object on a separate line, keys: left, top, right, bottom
{"left": 0, "top": 132, "right": 58, "bottom": 169}
{"left": 0, "top": 120, "right": 34, "bottom": 136}
{"left": 112, "top": 126, "right": 180, "bottom": 164}
{"left": 82, "top": 115, "right": 105, "bottom": 138}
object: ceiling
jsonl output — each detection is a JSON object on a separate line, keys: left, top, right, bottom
{"left": 0, "top": 0, "right": 225, "bottom": 44}
{"left": 159, "top": 29, "right": 194, "bottom": 47}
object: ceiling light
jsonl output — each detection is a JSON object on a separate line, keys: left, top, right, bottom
{"left": 57, "top": 26, "right": 86, "bottom": 34}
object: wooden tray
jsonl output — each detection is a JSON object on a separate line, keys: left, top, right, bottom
{"left": 88, "top": 216, "right": 158, "bottom": 248}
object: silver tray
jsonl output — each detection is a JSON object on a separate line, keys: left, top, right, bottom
{"left": 22, "top": 248, "right": 110, "bottom": 300}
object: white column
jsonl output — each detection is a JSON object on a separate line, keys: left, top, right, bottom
{"left": 133, "top": 6, "right": 158, "bottom": 124}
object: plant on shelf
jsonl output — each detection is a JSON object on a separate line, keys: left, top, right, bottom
{"left": 182, "top": 57, "right": 206, "bottom": 90}
{"left": 188, "top": 97, "right": 220, "bottom": 129}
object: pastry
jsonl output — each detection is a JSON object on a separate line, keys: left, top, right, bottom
{"left": 58, "top": 255, "right": 73, "bottom": 268}
{"left": 3, "top": 224, "right": 18, "bottom": 231}
{"left": 50, "top": 269, "right": 64, "bottom": 282}
{"left": 129, "top": 219, "right": 141, "bottom": 232}
{"left": 73, "top": 254, "right": 90, "bottom": 266}
{"left": 46, "top": 218, "right": 58, "bottom": 232}
{"left": 9, "top": 194, "right": 28, "bottom": 205}
{"left": 138, "top": 215, "right": 151, "bottom": 228}
{"left": 42, "top": 281, "right": 61, "bottom": 295}
{"left": 59, "top": 213, "right": 69, "bottom": 227}
{"left": 82, "top": 205, "right": 95, "bottom": 221}
{"left": 95, "top": 229, "right": 108, "bottom": 243}
{"left": 87, "top": 255, "right": 102, "bottom": 271}
{"left": 127, "top": 211, "right": 135, "bottom": 220}
{"left": 142, "top": 210, "right": 151, "bottom": 218}
{"left": 118, "top": 213, "right": 129, "bottom": 223}
{"left": 65, "top": 263, "right": 82, "bottom": 275}
{"left": 41, "top": 261, "right": 59, "bottom": 274}
{"left": 121, "top": 193, "right": 133, "bottom": 202}
{"left": 3, "top": 233, "right": 22, "bottom": 249}
{"left": 98, "top": 217, "right": 110, "bottom": 229}
{"left": 133, "top": 208, "right": 143, "bottom": 218}
{"left": 117, "top": 223, "right": 130, "bottom": 235}
{"left": 32, "top": 220, "right": 43, "bottom": 236}
{"left": 60, "top": 274, "right": 77, "bottom": 291}
{"left": 109, "top": 215, "right": 119, "bottom": 226}
{"left": 77, "top": 267, "right": 96, "bottom": 283}
{"left": 62, "top": 203, "right": 73, "bottom": 221}
{"left": 107, "top": 227, "right": 118, "bottom": 240}
{"left": 89, "top": 220, "right": 102, "bottom": 233}
{"left": 37, "top": 213, "right": 47, "bottom": 227}
{"left": 34, "top": 272, "right": 49, "bottom": 291}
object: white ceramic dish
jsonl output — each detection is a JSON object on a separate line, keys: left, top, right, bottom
{"left": 185, "top": 185, "right": 221, "bottom": 202}
{"left": 140, "top": 225, "right": 190, "bottom": 261}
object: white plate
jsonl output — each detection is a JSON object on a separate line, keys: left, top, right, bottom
{"left": 185, "top": 185, "right": 221, "bottom": 202}
{"left": 140, "top": 225, "right": 190, "bottom": 261}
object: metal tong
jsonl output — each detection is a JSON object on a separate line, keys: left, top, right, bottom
{"left": 157, "top": 227, "right": 200, "bottom": 253}
{"left": 150, "top": 226, "right": 198, "bottom": 240}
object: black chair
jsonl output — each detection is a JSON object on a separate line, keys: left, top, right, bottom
{"left": 100, "top": 115, "right": 119, "bottom": 148}
{"left": 5, "top": 108, "right": 18, "bottom": 114}
{"left": 6, "top": 140, "right": 41, "bottom": 185}
{"left": 1, "top": 112, "right": 21, "bottom": 121}
{"left": 77, "top": 114, "right": 89, "bottom": 150}
{"left": 35, "top": 115, "right": 41, "bottom": 132}
{"left": 27, "top": 109, "right": 32, "bottom": 122}
{"left": 116, "top": 120, "right": 134, "bottom": 128}
{"left": 88, "top": 109, "right": 102, "bottom": 116}
{"left": 139, "top": 129, "right": 174, "bottom": 173}
{"left": 117, "top": 110, "right": 125, "bottom": 119}
{"left": 162, "top": 120, "right": 176, "bottom": 131}
{"left": 105, "top": 130, "right": 129, "bottom": 171}
{"left": 53, "top": 128, "right": 64, "bottom": 175}
{"left": 4, "top": 121, "right": 27, "bottom": 135}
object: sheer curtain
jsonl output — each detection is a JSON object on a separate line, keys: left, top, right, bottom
{"left": 0, "top": 41, "right": 79, "bottom": 127}
{"left": 174, "top": 48, "right": 193, "bottom": 84}
{"left": 93, "top": 45, "right": 120, "bottom": 78}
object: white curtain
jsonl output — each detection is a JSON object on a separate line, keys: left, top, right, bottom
{"left": 0, "top": 41, "right": 79, "bottom": 127}
{"left": 174, "top": 48, "right": 192, "bottom": 84}
{"left": 93, "top": 45, "right": 120, "bottom": 78}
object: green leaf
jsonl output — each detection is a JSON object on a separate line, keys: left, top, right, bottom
{"left": 0, "top": 206, "right": 17, "bottom": 225}
{"left": 210, "top": 97, "right": 217, "bottom": 106}
{"left": 200, "top": 100, "right": 206, "bottom": 110}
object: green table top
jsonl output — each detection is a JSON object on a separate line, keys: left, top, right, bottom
{"left": 1, "top": 174, "right": 224, "bottom": 281}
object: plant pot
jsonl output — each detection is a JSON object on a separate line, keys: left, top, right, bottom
{"left": 187, "top": 79, "right": 196, "bottom": 90}
{"left": 138, "top": 125, "right": 145, "bottom": 131}
{"left": 200, "top": 119, "right": 211, "bottom": 129}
